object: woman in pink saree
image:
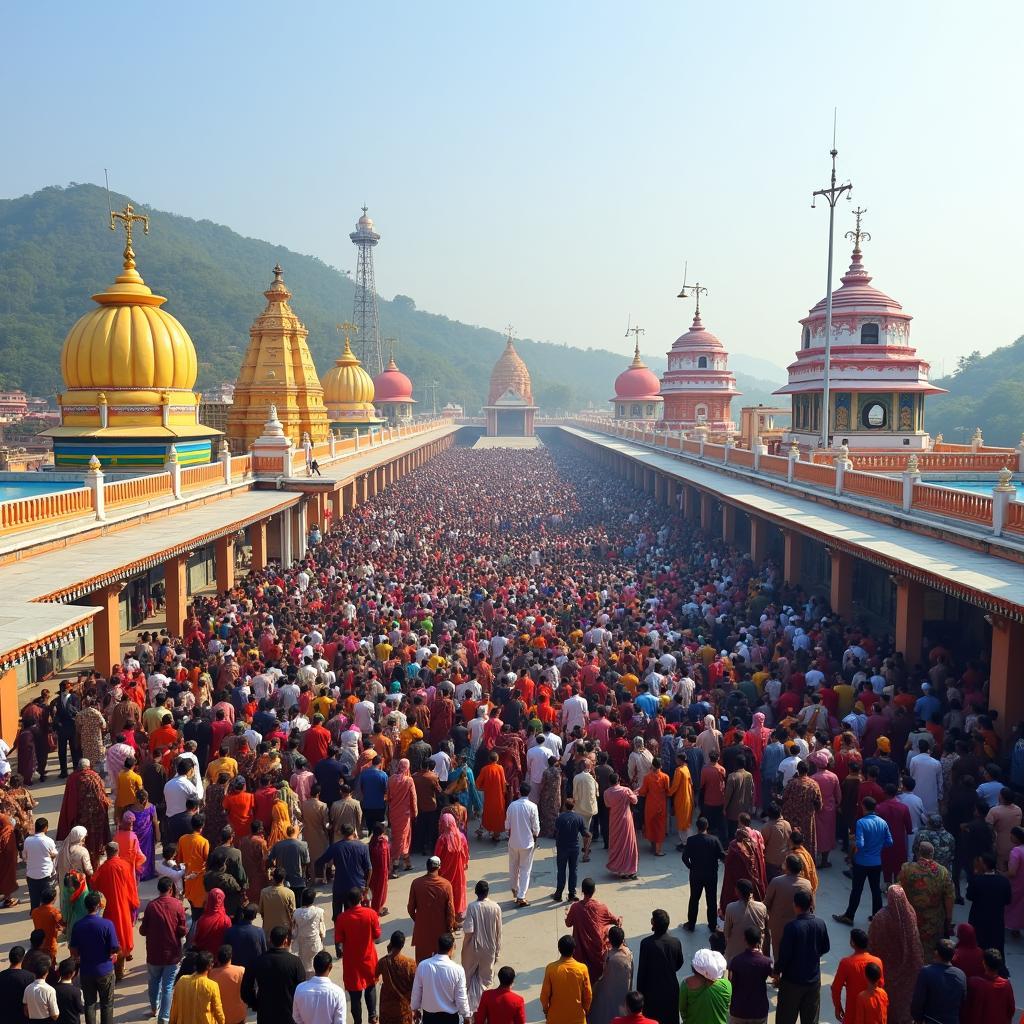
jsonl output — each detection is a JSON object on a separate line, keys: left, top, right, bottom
{"left": 604, "top": 775, "right": 639, "bottom": 879}
{"left": 434, "top": 811, "right": 470, "bottom": 918}
{"left": 387, "top": 758, "right": 417, "bottom": 872}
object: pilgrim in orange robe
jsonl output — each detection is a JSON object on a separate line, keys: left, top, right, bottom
{"left": 476, "top": 761, "right": 508, "bottom": 836}
{"left": 92, "top": 849, "right": 140, "bottom": 958}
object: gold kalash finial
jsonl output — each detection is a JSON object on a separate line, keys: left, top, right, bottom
{"left": 110, "top": 202, "right": 150, "bottom": 269}
{"left": 846, "top": 206, "right": 871, "bottom": 254}
{"left": 336, "top": 322, "right": 359, "bottom": 350}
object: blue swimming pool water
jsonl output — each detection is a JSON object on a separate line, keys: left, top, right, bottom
{"left": 939, "top": 479, "right": 1024, "bottom": 500}
{"left": 0, "top": 479, "right": 83, "bottom": 502}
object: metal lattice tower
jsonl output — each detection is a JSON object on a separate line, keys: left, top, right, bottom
{"left": 349, "top": 206, "right": 383, "bottom": 375}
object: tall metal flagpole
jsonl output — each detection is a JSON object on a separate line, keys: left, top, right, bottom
{"left": 812, "top": 127, "right": 852, "bottom": 449}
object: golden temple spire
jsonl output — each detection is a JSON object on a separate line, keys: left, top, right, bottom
{"left": 336, "top": 321, "right": 359, "bottom": 348}
{"left": 625, "top": 322, "right": 646, "bottom": 365}
{"left": 109, "top": 202, "right": 150, "bottom": 270}
{"left": 846, "top": 206, "right": 871, "bottom": 254}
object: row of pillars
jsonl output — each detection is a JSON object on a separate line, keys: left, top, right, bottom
{"left": 593, "top": 440, "right": 1024, "bottom": 735}
{"left": 83, "top": 435, "right": 454, "bottom": 680}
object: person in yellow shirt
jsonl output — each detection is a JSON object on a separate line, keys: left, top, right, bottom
{"left": 115, "top": 758, "right": 143, "bottom": 822}
{"left": 312, "top": 690, "right": 335, "bottom": 720}
{"left": 400, "top": 723, "right": 423, "bottom": 755}
{"left": 374, "top": 638, "right": 393, "bottom": 662}
{"left": 619, "top": 672, "right": 639, "bottom": 697}
{"left": 540, "top": 934, "right": 592, "bottom": 1024}
{"left": 170, "top": 950, "right": 225, "bottom": 1024}
{"left": 205, "top": 748, "right": 239, "bottom": 785}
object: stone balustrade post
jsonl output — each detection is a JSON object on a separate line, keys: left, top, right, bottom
{"left": 219, "top": 439, "right": 232, "bottom": 484}
{"left": 902, "top": 453, "right": 921, "bottom": 512}
{"left": 87, "top": 455, "right": 105, "bottom": 521}
{"left": 354, "top": 429, "right": 361, "bottom": 450}
{"left": 168, "top": 446, "right": 182, "bottom": 499}
{"left": 329, "top": 432, "right": 337, "bottom": 459}
{"left": 835, "top": 443, "right": 852, "bottom": 496}
{"left": 1017, "top": 433, "right": 1024, "bottom": 473}
{"left": 787, "top": 442, "right": 799, "bottom": 483}
{"left": 993, "top": 467, "right": 1015, "bottom": 536}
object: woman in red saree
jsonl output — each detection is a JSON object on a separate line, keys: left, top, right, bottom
{"left": 387, "top": 758, "right": 417, "bottom": 871}
{"left": 718, "top": 826, "right": 767, "bottom": 917}
{"left": 743, "top": 712, "right": 772, "bottom": 807}
{"left": 368, "top": 823, "right": 391, "bottom": 912}
{"left": 192, "top": 887, "right": 232, "bottom": 954}
{"left": 434, "top": 811, "right": 470, "bottom": 919}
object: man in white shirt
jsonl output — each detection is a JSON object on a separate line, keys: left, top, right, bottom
{"left": 908, "top": 741, "right": 943, "bottom": 815}
{"left": 559, "top": 688, "right": 588, "bottom": 736}
{"left": 292, "top": 950, "right": 347, "bottom": 1024}
{"left": 504, "top": 784, "right": 540, "bottom": 907}
{"left": 526, "top": 743, "right": 550, "bottom": 799}
{"left": 352, "top": 696, "right": 376, "bottom": 736}
{"left": 163, "top": 761, "right": 201, "bottom": 818}
{"left": 411, "top": 932, "right": 470, "bottom": 1020}
{"left": 23, "top": 817, "right": 57, "bottom": 909}
{"left": 778, "top": 745, "right": 802, "bottom": 788}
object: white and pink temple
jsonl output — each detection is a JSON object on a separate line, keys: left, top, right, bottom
{"left": 775, "top": 221, "right": 946, "bottom": 451}
{"left": 610, "top": 340, "right": 662, "bottom": 421}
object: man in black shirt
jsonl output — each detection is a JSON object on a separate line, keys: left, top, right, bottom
{"left": 0, "top": 946, "right": 33, "bottom": 1019}
{"left": 681, "top": 815, "right": 726, "bottom": 930}
{"left": 53, "top": 959, "right": 84, "bottom": 1024}
{"left": 910, "top": 938, "right": 966, "bottom": 1024}
{"left": 775, "top": 889, "right": 830, "bottom": 1024}
{"left": 241, "top": 925, "right": 307, "bottom": 1024}
{"left": 549, "top": 797, "right": 591, "bottom": 902}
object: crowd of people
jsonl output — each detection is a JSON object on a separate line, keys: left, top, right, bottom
{"left": 0, "top": 440, "right": 1020, "bottom": 1024}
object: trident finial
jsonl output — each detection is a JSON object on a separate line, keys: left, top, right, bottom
{"left": 679, "top": 279, "right": 708, "bottom": 318}
{"left": 846, "top": 207, "right": 871, "bottom": 254}
{"left": 109, "top": 202, "right": 150, "bottom": 269}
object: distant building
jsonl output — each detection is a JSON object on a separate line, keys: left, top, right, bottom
{"left": 199, "top": 398, "right": 233, "bottom": 436}
{"left": 0, "top": 392, "right": 29, "bottom": 419}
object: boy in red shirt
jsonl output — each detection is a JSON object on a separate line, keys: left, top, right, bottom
{"left": 475, "top": 965, "right": 526, "bottom": 1024}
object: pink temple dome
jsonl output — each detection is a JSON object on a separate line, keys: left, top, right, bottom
{"left": 613, "top": 349, "right": 662, "bottom": 400}
{"left": 670, "top": 314, "right": 724, "bottom": 351}
{"left": 373, "top": 357, "right": 414, "bottom": 402}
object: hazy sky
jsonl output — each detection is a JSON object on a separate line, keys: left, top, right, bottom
{"left": 3, "top": 2, "right": 1022, "bottom": 378}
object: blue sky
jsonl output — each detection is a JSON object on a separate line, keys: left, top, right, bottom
{"left": 3, "top": 1, "right": 1022, "bottom": 377}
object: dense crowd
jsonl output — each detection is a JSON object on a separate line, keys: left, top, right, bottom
{"left": 0, "top": 440, "right": 1021, "bottom": 1024}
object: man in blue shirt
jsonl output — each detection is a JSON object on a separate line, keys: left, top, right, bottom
{"left": 775, "top": 889, "right": 830, "bottom": 1024}
{"left": 315, "top": 823, "right": 371, "bottom": 920}
{"left": 833, "top": 796, "right": 893, "bottom": 926}
{"left": 69, "top": 891, "right": 119, "bottom": 1024}
{"left": 313, "top": 747, "right": 348, "bottom": 806}
{"left": 635, "top": 684, "right": 659, "bottom": 720}
{"left": 357, "top": 756, "right": 389, "bottom": 831}
{"left": 910, "top": 938, "right": 966, "bottom": 1024}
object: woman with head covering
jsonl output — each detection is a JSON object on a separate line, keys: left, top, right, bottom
{"left": 808, "top": 752, "right": 840, "bottom": 869}
{"left": 55, "top": 826, "right": 93, "bottom": 892}
{"left": 951, "top": 922, "right": 985, "bottom": 980}
{"left": 867, "top": 885, "right": 923, "bottom": 1024}
{"left": 61, "top": 870, "right": 92, "bottom": 933}
{"left": 267, "top": 796, "right": 291, "bottom": 847}
{"left": 191, "top": 887, "right": 232, "bottom": 955}
{"left": 433, "top": 811, "right": 470, "bottom": 919}
{"left": 678, "top": 949, "right": 731, "bottom": 1024}
{"left": 718, "top": 827, "right": 767, "bottom": 918}
{"left": 115, "top": 812, "right": 147, "bottom": 880}
{"left": 368, "top": 822, "right": 392, "bottom": 911}
{"left": 695, "top": 716, "right": 721, "bottom": 760}
{"left": 538, "top": 755, "right": 564, "bottom": 839}
{"left": 743, "top": 712, "right": 772, "bottom": 807}
{"left": 387, "top": 758, "right": 417, "bottom": 871}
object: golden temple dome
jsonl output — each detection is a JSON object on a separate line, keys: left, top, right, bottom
{"left": 487, "top": 335, "right": 533, "bottom": 405}
{"left": 61, "top": 236, "right": 198, "bottom": 394}
{"left": 322, "top": 337, "right": 376, "bottom": 415}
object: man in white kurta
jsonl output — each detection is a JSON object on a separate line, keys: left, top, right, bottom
{"left": 461, "top": 880, "right": 503, "bottom": 1010}
{"left": 908, "top": 742, "right": 943, "bottom": 815}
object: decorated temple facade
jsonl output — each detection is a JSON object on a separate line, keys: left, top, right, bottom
{"left": 44, "top": 204, "right": 220, "bottom": 470}
{"left": 775, "top": 212, "right": 945, "bottom": 450}
{"left": 484, "top": 331, "right": 537, "bottom": 436}
{"left": 227, "top": 265, "right": 329, "bottom": 452}
{"left": 659, "top": 290, "right": 739, "bottom": 433}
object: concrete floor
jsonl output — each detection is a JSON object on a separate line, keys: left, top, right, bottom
{"left": 1, "top": 777, "right": 1021, "bottom": 1022}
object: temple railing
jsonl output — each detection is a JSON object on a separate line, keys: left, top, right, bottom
{"left": 563, "top": 415, "right": 1024, "bottom": 541}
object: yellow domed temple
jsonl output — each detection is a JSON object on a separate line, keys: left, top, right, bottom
{"left": 227, "top": 264, "right": 329, "bottom": 452}
{"left": 321, "top": 325, "right": 386, "bottom": 436}
{"left": 44, "top": 204, "right": 221, "bottom": 469}
{"left": 483, "top": 328, "right": 537, "bottom": 437}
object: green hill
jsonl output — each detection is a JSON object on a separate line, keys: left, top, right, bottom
{"left": 927, "top": 337, "right": 1024, "bottom": 448}
{"left": 0, "top": 184, "right": 782, "bottom": 414}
